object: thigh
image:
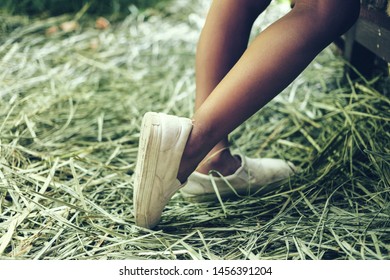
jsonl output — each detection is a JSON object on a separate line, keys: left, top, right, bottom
{"left": 291, "top": 0, "right": 360, "bottom": 34}
{"left": 209, "top": 0, "right": 271, "bottom": 20}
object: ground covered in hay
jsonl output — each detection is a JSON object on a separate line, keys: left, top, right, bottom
{"left": 0, "top": 1, "right": 389, "bottom": 260}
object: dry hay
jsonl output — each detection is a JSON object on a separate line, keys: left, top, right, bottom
{"left": 0, "top": 1, "right": 389, "bottom": 260}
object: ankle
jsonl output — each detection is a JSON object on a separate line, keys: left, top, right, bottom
{"left": 196, "top": 148, "right": 241, "bottom": 176}
{"left": 177, "top": 132, "right": 206, "bottom": 183}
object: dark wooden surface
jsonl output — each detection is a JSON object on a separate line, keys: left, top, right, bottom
{"left": 355, "top": 5, "right": 390, "bottom": 62}
{"left": 343, "top": 4, "right": 390, "bottom": 77}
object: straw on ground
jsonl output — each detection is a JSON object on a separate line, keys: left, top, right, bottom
{"left": 0, "top": 0, "right": 389, "bottom": 260}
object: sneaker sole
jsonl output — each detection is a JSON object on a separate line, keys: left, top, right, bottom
{"left": 134, "top": 112, "right": 162, "bottom": 228}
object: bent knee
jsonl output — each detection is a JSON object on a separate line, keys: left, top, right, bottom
{"left": 244, "top": 0, "right": 272, "bottom": 17}
{"left": 293, "top": 0, "right": 360, "bottom": 36}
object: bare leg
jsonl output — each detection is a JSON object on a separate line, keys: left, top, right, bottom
{"left": 194, "top": 0, "right": 272, "bottom": 176}
{"left": 178, "top": 0, "right": 360, "bottom": 183}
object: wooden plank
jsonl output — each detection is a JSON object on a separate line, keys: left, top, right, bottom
{"left": 359, "top": 5, "right": 390, "bottom": 30}
{"left": 354, "top": 18, "right": 390, "bottom": 62}
{"left": 338, "top": 3, "right": 390, "bottom": 78}
{"left": 353, "top": 4, "right": 390, "bottom": 62}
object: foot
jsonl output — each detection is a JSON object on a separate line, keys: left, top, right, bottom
{"left": 196, "top": 147, "right": 242, "bottom": 176}
{"left": 133, "top": 112, "right": 193, "bottom": 229}
{"left": 180, "top": 154, "right": 296, "bottom": 201}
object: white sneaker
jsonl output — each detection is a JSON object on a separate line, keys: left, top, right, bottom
{"left": 180, "top": 155, "right": 295, "bottom": 202}
{"left": 133, "top": 112, "right": 192, "bottom": 229}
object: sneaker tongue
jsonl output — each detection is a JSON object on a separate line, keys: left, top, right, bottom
{"left": 232, "top": 154, "right": 245, "bottom": 170}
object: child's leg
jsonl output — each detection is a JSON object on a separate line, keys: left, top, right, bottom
{"left": 178, "top": 0, "right": 360, "bottom": 183}
{"left": 194, "top": 0, "right": 271, "bottom": 176}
